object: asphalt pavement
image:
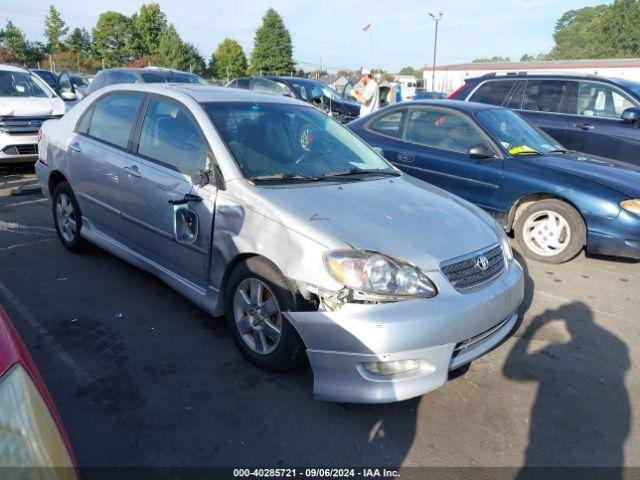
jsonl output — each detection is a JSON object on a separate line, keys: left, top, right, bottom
{"left": 0, "top": 164, "right": 638, "bottom": 475}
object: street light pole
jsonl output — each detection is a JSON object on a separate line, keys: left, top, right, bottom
{"left": 429, "top": 12, "right": 443, "bottom": 92}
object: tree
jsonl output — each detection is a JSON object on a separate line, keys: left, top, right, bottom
{"left": 520, "top": 52, "right": 548, "bottom": 62}
{"left": 2, "top": 21, "right": 29, "bottom": 62}
{"left": 156, "top": 25, "right": 205, "bottom": 73}
{"left": 44, "top": 5, "right": 69, "bottom": 53}
{"left": 398, "top": 66, "right": 419, "bottom": 77}
{"left": 472, "top": 56, "right": 511, "bottom": 63}
{"left": 131, "top": 3, "right": 167, "bottom": 57}
{"left": 211, "top": 38, "right": 247, "bottom": 80}
{"left": 92, "top": 11, "right": 134, "bottom": 67}
{"left": 66, "top": 27, "right": 92, "bottom": 56}
{"left": 250, "top": 8, "right": 294, "bottom": 74}
{"left": 548, "top": 5, "right": 611, "bottom": 59}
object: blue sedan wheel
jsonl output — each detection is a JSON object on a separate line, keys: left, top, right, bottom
{"left": 514, "top": 199, "right": 585, "bottom": 264}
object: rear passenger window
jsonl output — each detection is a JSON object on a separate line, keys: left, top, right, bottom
{"left": 87, "top": 93, "right": 143, "bottom": 149}
{"left": 523, "top": 80, "right": 576, "bottom": 114}
{"left": 368, "top": 111, "right": 404, "bottom": 138}
{"left": 138, "top": 98, "right": 207, "bottom": 173}
{"left": 469, "top": 80, "right": 514, "bottom": 106}
{"left": 237, "top": 78, "right": 250, "bottom": 89}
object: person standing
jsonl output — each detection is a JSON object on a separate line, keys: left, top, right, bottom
{"left": 352, "top": 67, "right": 380, "bottom": 117}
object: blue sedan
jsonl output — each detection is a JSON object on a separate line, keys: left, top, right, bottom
{"left": 349, "top": 100, "right": 640, "bottom": 263}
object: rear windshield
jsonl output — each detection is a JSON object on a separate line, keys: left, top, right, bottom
{"left": 0, "top": 71, "right": 53, "bottom": 98}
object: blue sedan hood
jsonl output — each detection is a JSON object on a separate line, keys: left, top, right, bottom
{"left": 519, "top": 152, "right": 640, "bottom": 198}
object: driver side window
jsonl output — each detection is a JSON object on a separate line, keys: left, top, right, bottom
{"left": 404, "top": 108, "right": 488, "bottom": 154}
{"left": 137, "top": 98, "right": 208, "bottom": 173}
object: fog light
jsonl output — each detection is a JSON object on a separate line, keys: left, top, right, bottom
{"left": 362, "top": 359, "right": 421, "bottom": 376}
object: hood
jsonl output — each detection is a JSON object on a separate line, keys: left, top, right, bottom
{"left": 0, "top": 96, "right": 66, "bottom": 117}
{"left": 337, "top": 100, "right": 360, "bottom": 115}
{"left": 519, "top": 152, "right": 640, "bottom": 198}
{"left": 258, "top": 175, "right": 500, "bottom": 271}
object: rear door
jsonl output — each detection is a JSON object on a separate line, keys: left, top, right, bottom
{"left": 562, "top": 80, "right": 640, "bottom": 163}
{"left": 518, "top": 79, "right": 577, "bottom": 145}
{"left": 67, "top": 92, "right": 146, "bottom": 244}
{"left": 121, "top": 95, "right": 216, "bottom": 288}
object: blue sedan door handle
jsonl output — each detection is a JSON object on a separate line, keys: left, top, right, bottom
{"left": 397, "top": 152, "right": 415, "bottom": 162}
{"left": 574, "top": 123, "right": 594, "bottom": 131}
{"left": 123, "top": 165, "right": 141, "bottom": 178}
{"left": 69, "top": 142, "right": 81, "bottom": 153}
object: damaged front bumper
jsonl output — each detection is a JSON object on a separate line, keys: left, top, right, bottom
{"left": 285, "top": 261, "right": 524, "bottom": 403}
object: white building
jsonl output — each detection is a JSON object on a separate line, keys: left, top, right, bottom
{"left": 393, "top": 74, "right": 424, "bottom": 100}
{"left": 422, "top": 58, "right": 640, "bottom": 94}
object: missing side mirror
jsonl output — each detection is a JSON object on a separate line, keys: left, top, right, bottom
{"left": 173, "top": 206, "right": 199, "bottom": 244}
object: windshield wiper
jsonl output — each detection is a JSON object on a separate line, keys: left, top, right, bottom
{"left": 324, "top": 168, "right": 401, "bottom": 178}
{"left": 249, "top": 173, "right": 323, "bottom": 182}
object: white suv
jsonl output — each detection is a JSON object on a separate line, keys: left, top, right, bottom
{"left": 0, "top": 64, "right": 65, "bottom": 164}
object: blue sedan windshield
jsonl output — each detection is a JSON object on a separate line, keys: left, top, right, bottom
{"left": 477, "top": 109, "right": 564, "bottom": 155}
{"left": 204, "top": 102, "right": 393, "bottom": 180}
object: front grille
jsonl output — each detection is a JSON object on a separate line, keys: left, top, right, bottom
{"left": 441, "top": 244, "right": 504, "bottom": 291}
{"left": 0, "top": 115, "right": 61, "bottom": 135}
{"left": 2, "top": 144, "right": 38, "bottom": 155}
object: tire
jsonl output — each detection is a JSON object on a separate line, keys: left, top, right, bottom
{"left": 52, "top": 181, "right": 87, "bottom": 253}
{"left": 513, "top": 199, "right": 585, "bottom": 264}
{"left": 224, "top": 257, "right": 306, "bottom": 371}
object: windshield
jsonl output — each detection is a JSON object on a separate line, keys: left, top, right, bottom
{"left": 141, "top": 71, "right": 168, "bottom": 83}
{"left": 72, "top": 76, "right": 89, "bottom": 88}
{"left": 321, "top": 85, "right": 342, "bottom": 102}
{"left": 286, "top": 80, "right": 323, "bottom": 101}
{"left": 0, "top": 71, "right": 53, "bottom": 98}
{"left": 204, "top": 102, "right": 394, "bottom": 181}
{"left": 476, "top": 108, "right": 564, "bottom": 155}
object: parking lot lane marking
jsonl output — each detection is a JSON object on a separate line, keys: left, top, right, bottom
{"left": 0, "top": 220, "right": 55, "bottom": 233}
{"left": 0, "top": 238, "right": 56, "bottom": 252}
{"left": 534, "top": 289, "right": 629, "bottom": 322}
{"left": 0, "top": 280, "right": 91, "bottom": 383}
{"left": 0, "top": 198, "right": 47, "bottom": 208}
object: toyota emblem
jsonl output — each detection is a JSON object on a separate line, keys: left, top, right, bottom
{"left": 475, "top": 255, "right": 489, "bottom": 271}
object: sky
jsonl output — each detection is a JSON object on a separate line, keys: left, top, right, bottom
{"left": 1, "top": 0, "right": 606, "bottom": 73}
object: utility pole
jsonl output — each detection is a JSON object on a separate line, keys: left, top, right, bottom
{"left": 428, "top": 12, "right": 443, "bottom": 92}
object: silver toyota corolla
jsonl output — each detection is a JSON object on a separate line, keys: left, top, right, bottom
{"left": 36, "top": 84, "right": 524, "bottom": 403}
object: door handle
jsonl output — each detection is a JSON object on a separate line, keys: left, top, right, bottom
{"left": 123, "top": 165, "right": 141, "bottom": 178}
{"left": 69, "top": 142, "right": 81, "bottom": 153}
{"left": 574, "top": 123, "right": 594, "bottom": 131}
{"left": 397, "top": 152, "right": 415, "bottom": 162}
{"left": 168, "top": 194, "right": 203, "bottom": 205}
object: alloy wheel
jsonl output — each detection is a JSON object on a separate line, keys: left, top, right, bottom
{"left": 55, "top": 193, "right": 77, "bottom": 243}
{"left": 233, "top": 278, "right": 282, "bottom": 355}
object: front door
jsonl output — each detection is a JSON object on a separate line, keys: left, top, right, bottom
{"left": 562, "top": 80, "right": 640, "bottom": 164}
{"left": 120, "top": 95, "right": 216, "bottom": 288}
{"left": 393, "top": 106, "right": 504, "bottom": 216}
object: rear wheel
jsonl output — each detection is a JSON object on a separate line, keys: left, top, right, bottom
{"left": 52, "top": 182, "right": 87, "bottom": 253}
{"left": 224, "top": 257, "right": 306, "bottom": 371}
{"left": 514, "top": 199, "right": 585, "bottom": 264}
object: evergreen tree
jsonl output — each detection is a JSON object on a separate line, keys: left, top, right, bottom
{"left": 66, "top": 27, "right": 92, "bottom": 56}
{"left": 156, "top": 25, "right": 204, "bottom": 73}
{"left": 3, "top": 21, "right": 29, "bottom": 62}
{"left": 131, "top": 3, "right": 167, "bottom": 57}
{"left": 250, "top": 8, "right": 294, "bottom": 74}
{"left": 92, "top": 11, "right": 134, "bottom": 67}
{"left": 44, "top": 5, "right": 69, "bottom": 53}
{"left": 212, "top": 38, "right": 247, "bottom": 80}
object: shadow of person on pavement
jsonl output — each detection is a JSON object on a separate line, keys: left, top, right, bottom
{"left": 503, "top": 302, "right": 630, "bottom": 478}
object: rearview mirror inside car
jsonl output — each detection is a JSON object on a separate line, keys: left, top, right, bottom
{"left": 468, "top": 144, "right": 499, "bottom": 159}
{"left": 621, "top": 107, "right": 640, "bottom": 124}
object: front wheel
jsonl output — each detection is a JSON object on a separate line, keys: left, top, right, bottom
{"left": 513, "top": 199, "right": 585, "bottom": 264}
{"left": 224, "top": 257, "right": 306, "bottom": 371}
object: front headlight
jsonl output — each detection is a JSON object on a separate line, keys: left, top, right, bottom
{"left": 0, "top": 365, "right": 75, "bottom": 470}
{"left": 498, "top": 227, "right": 514, "bottom": 264}
{"left": 621, "top": 199, "right": 640, "bottom": 216}
{"left": 324, "top": 250, "right": 437, "bottom": 299}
